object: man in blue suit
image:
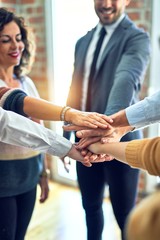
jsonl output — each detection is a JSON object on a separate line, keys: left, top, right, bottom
{"left": 64, "top": 0, "right": 151, "bottom": 239}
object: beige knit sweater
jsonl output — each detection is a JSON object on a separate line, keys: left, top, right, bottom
{"left": 125, "top": 137, "right": 160, "bottom": 176}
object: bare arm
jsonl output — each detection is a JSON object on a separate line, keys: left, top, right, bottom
{"left": 0, "top": 86, "right": 113, "bottom": 129}
{"left": 88, "top": 137, "right": 160, "bottom": 176}
{"left": 23, "top": 95, "right": 113, "bottom": 129}
{"left": 87, "top": 141, "right": 127, "bottom": 163}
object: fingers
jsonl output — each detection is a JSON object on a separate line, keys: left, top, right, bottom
{"left": 98, "top": 114, "right": 113, "bottom": 123}
{"left": 85, "top": 153, "right": 114, "bottom": 163}
{"left": 70, "top": 111, "right": 113, "bottom": 129}
{"left": 82, "top": 161, "right": 92, "bottom": 167}
{"left": 39, "top": 189, "right": 49, "bottom": 203}
{"left": 60, "top": 157, "right": 71, "bottom": 173}
{"left": 39, "top": 179, "right": 50, "bottom": 203}
{"left": 63, "top": 124, "right": 89, "bottom": 132}
{"left": 101, "top": 130, "right": 121, "bottom": 143}
{"left": 84, "top": 113, "right": 113, "bottom": 129}
{"left": 101, "top": 137, "right": 118, "bottom": 143}
{"left": 77, "top": 149, "right": 92, "bottom": 167}
{"left": 79, "top": 150, "right": 114, "bottom": 166}
{"left": 76, "top": 136, "right": 101, "bottom": 149}
{"left": 80, "top": 149, "right": 106, "bottom": 163}
{"left": 76, "top": 129, "right": 106, "bottom": 138}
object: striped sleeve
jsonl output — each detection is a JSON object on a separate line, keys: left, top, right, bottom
{"left": 0, "top": 87, "right": 28, "bottom": 117}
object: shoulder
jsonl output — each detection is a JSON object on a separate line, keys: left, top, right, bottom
{"left": 117, "top": 15, "right": 151, "bottom": 51}
{"left": 76, "top": 27, "right": 96, "bottom": 47}
{"left": 21, "top": 75, "right": 40, "bottom": 97}
{"left": 0, "top": 80, "right": 7, "bottom": 87}
{"left": 21, "top": 75, "right": 35, "bottom": 87}
{"left": 121, "top": 15, "right": 149, "bottom": 37}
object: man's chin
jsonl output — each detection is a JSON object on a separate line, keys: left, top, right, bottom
{"left": 100, "top": 16, "right": 115, "bottom": 25}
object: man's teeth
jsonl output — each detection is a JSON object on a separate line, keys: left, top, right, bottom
{"left": 103, "top": 10, "right": 113, "bottom": 14}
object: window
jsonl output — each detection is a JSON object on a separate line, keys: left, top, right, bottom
{"left": 45, "top": 0, "right": 97, "bottom": 185}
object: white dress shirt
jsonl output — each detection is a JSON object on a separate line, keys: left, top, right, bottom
{"left": 0, "top": 108, "right": 72, "bottom": 158}
{"left": 81, "top": 14, "right": 125, "bottom": 111}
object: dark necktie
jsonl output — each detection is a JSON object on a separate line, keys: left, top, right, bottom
{"left": 86, "top": 27, "right": 106, "bottom": 111}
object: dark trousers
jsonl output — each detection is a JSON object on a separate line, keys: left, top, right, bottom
{"left": 0, "top": 187, "right": 37, "bottom": 240}
{"left": 76, "top": 133, "right": 141, "bottom": 240}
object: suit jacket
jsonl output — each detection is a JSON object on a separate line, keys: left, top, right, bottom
{"left": 65, "top": 15, "right": 151, "bottom": 141}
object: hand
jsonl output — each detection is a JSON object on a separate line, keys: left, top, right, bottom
{"left": 67, "top": 144, "right": 92, "bottom": 167}
{"left": 76, "top": 126, "right": 130, "bottom": 145}
{"left": 39, "top": 175, "right": 50, "bottom": 203}
{"left": 76, "top": 136, "right": 102, "bottom": 150}
{"left": 63, "top": 123, "right": 112, "bottom": 133}
{"left": 60, "top": 156, "right": 71, "bottom": 173}
{"left": 80, "top": 149, "right": 114, "bottom": 163}
{"left": 65, "top": 109, "right": 113, "bottom": 129}
{"left": 76, "top": 127, "right": 115, "bottom": 139}
{"left": 63, "top": 124, "right": 89, "bottom": 132}
{"left": 76, "top": 127, "right": 121, "bottom": 149}
{"left": 63, "top": 125, "right": 115, "bottom": 149}
{"left": 100, "top": 127, "right": 131, "bottom": 143}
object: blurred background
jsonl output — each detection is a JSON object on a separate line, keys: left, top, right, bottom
{"left": 0, "top": 0, "right": 159, "bottom": 239}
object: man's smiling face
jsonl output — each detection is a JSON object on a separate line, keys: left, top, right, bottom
{"left": 94, "top": 0, "right": 131, "bottom": 25}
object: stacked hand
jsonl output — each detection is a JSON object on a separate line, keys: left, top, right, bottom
{"left": 62, "top": 125, "right": 112, "bottom": 166}
{"left": 65, "top": 109, "right": 113, "bottom": 129}
{"left": 63, "top": 121, "right": 131, "bottom": 165}
{"left": 61, "top": 112, "right": 115, "bottom": 169}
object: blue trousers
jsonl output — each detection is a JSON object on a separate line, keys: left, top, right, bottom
{"left": 0, "top": 187, "right": 37, "bottom": 240}
{"left": 76, "top": 133, "right": 141, "bottom": 240}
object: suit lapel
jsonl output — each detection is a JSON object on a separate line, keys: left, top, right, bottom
{"left": 77, "top": 29, "right": 95, "bottom": 71}
{"left": 95, "top": 15, "right": 133, "bottom": 79}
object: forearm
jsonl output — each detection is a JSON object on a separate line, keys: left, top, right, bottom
{"left": 23, "top": 96, "right": 110, "bottom": 128}
{"left": 88, "top": 141, "right": 128, "bottom": 163}
{"left": 0, "top": 108, "right": 72, "bottom": 158}
{"left": 89, "top": 137, "right": 160, "bottom": 176}
{"left": 0, "top": 108, "right": 91, "bottom": 167}
{"left": 0, "top": 87, "right": 114, "bottom": 129}
{"left": 24, "top": 96, "right": 63, "bottom": 121}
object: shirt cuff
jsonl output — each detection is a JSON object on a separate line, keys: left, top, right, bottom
{"left": 47, "top": 133, "right": 72, "bottom": 158}
{"left": 125, "top": 103, "right": 148, "bottom": 129}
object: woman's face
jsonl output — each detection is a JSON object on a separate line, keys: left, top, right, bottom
{"left": 0, "top": 21, "right": 25, "bottom": 68}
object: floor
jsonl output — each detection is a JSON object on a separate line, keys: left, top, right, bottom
{"left": 25, "top": 181, "right": 121, "bottom": 240}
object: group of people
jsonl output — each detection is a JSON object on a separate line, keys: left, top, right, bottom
{"left": 0, "top": 7, "right": 112, "bottom": 240}
{"left": 63, "top": 0, "right": 151, "bottom": 239}
{"left": 0, "top": 1, "right": 159, "bottom": 240}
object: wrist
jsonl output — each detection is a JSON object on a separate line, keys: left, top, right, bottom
{"left": 64, "top": 107, "right": 77, "bottom": 122}
{"left": 60, "top": 106, "right": 71, "bottom": 121}
{"left": 111, "top": 110, "right": 130, "bottom": 128}
{"left": 117, "top": 126, "right": 133, "bottom": 138}
{"left": 40, "top": 169, "right": 50, "bottom": 178}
